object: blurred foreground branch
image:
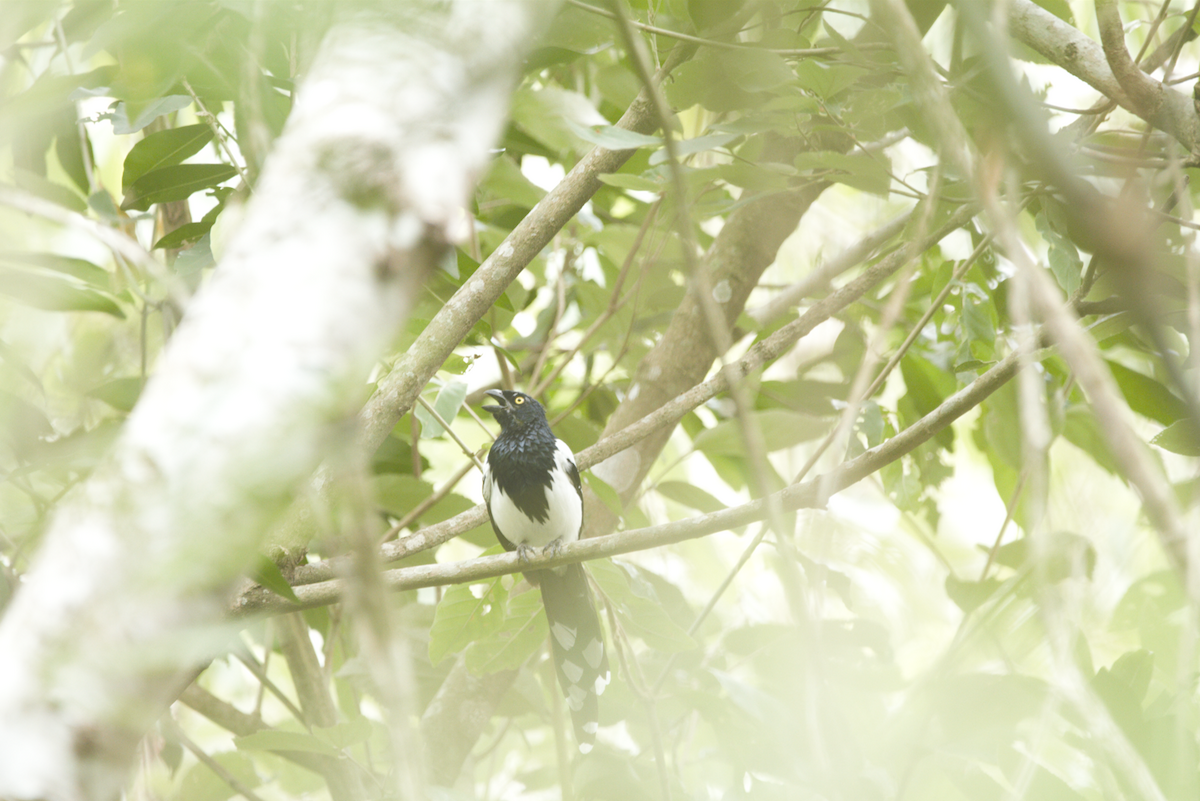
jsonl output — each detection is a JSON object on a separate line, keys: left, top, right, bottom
{"left": 0, "top": 3, "right": 544, "bottom": 799}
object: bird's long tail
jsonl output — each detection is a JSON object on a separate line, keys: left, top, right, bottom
{"left": 537, "top": 563, "right": 610, "bottom": 753}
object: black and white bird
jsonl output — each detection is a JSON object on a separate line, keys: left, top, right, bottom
{"left": 481, "top": 388, "right": 609, "bottom": 753}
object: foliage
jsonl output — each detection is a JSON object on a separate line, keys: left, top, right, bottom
{"left": 2, "top": 0, "right": 1200, "bottom": 799}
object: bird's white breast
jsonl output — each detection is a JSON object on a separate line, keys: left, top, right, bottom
{"left": 486, "top": 439, "right": 582, "bottom": 549}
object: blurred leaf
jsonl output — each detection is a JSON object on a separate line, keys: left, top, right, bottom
{"left": 0, "top": 251, "right": 109, "bottom": 288}
{"left": 13, "top": 168, "right": 87, "bottom": 213}
{"left": 153, "top": 221, "right": 213, "bottom": 250}
{"left": 251, "top": 555, "right": 299, "bottom": 604}
{"left": 429, "top": 578, "right": 506, "bottom": 665}
{"left": 585, "top": 473, "right": 622, "bottom": 515}
{"left": 107, "top": 95, "right": 194, "bottom": 135}
{"left": 1107, "top": 360, "right": 1187, "bottom": 426}
{"left": 87, "top": 377, "right": 144, "bottom": 412}
{"left": 234, "top": 729, "right": 341, "bottom": 757}
{"left": 648, "top": 132, "right": 740, "bottom": 165}
{"left": 693, "top": 409, "right": 826, "bottom": 456}
{"left": 591, "top": 560, "right": 695, "bottom": 651}
{"left": 178, "top": 751, "right": 259, "bottom": 801}
{"left": 945, "top": 575, "right": 1005, "bottom": 613}
{"left": 466, "top": 585, "right": 548, "bottom": 673}
{"left": 414, "top": 380, "right": 467, "bottom": 439}
{"left": 1151, "top": 418, "right": 1200, "bottom": 456}
{"left": 655, "top": 480, "right": 725, "bottom": 513}
{"left": 598, "top": 171, "right": 667, "bottom": 192}
{"left": 0, "top": 266, "right": 124, "bottom": 317}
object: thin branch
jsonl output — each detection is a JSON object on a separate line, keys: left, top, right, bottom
{"left": 416, "top": 395, "right": 486, "bottom": 472}
{"left": 748, "top": 210, "right": 912, "bottom": 325}
{"left": 1007, "top": 0, "right": 1200, "bottom": 151}
{"left": 1095, "top": 0, "right": 1167, "bottom": 119}
{"left": 163, "top": 716, "right": 269, "bottom": 801}
{"left": 182, "top": 78, "right": 253, "bottom": 190}
{"left": 566, "top": 0, "right": 890, "bottom": 58}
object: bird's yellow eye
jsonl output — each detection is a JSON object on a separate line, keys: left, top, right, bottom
{"left": 514, "top": 396, "right": 525, "bottom": 405}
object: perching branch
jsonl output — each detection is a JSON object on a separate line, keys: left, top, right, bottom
{"left": 236, "top": 339, "right": 1027, "bottom": 615}
{"left": 281, "top": 201, "right": 980, "bottom": 589}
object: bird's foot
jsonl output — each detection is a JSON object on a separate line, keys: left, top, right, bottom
{"left": 516, "top": 542, "right": 536, "bottom": 564}
{"left": 542, "top": 538, "right": 564, "bottom": 558}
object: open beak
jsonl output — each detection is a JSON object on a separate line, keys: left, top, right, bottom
{"left": 482, "top": 388, "right": 509, "bottom": 415}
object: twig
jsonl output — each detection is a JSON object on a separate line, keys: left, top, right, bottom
{"left": 381, "top": 457, "right": 480, "bottom": 542}
{"left": 566, "top": 0, "right": 890, "bottom": 58}
{"left": 416, "top": 395, "right": 486, "bottom": 472}
{"left": 182, "top": 78, "right": 253, "bottom": 190}
{"left": 163, "top": 716, "right": 269, "bottom": 801}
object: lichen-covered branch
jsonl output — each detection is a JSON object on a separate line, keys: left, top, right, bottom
{"left": 0, "top": 3, "right": 545, "bottom": 798}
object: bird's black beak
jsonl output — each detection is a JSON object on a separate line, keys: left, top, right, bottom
{"left": 482, "top": 388, "right": 509, "bottom": 415}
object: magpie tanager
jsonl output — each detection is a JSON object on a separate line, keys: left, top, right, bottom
{"left": 481, "top": 388, "right": 610, "bottom": 753}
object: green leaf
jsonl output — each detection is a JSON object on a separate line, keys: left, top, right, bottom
{"left": 655, "top": 480, "right": 725, "bottom": 513}
{"left": 87, "top": 377, "right": 144, "bottom": 412}
{"left": 234, "top": 729, "right": 341, "bottom": 757}
{"left": 793, "top": 60, "right": 864, "bottom": 98}
{"left": 648, "top": 132, "right": 740, "bottom": 165}
{"left": 152, "top": 221, "right": 213, "bottom": 250}
{"left": 0, "top": 251, "right": 109, "bottom": 289}
{"left": 590, "top": 560, "right": 695, "bottom": 652}
{"left": 1106, "top": 360, "right": 1187, "bottom": 426}
{"left": 251, "top": 555, "right": 300, "bottom": 604}
{"left": 1035, "top": 210, "right": 1082, "bottom": 296}
{"left": 585, "top": 473, "right": 622, "bottom": 515}
{"left": 373, "top": 474, "right": 434, "bottom": 517}
{"left": 1031, "top": 0, "right": 1074, "bottom": 23}
{"left": 479, "top": 155, "right": 545, "bottom": 210}
{"left": 723, "top": 49, "right": 795, "bottom": 93}
{"left": 13, "top": 168, "right": 87, "bottom": 213}
{"left": 466, "top": 587, "right": 548, "bottom": 673}
{"left": 414, "top": 380, "right": 468, "bottom": 438}
{"left": 121, "top": 164, "right": 237, "bottom": 211}
{"left": 1151, "top": 418, "right": 1200, "bottom": 456}
{"left": 428, "top": 578, "right": 506, "bottom": 665}
{"left": 945, "top": 575, "right": 1005, "bottom": 613}
{"left": 314, "top": 718, "right": 372, "bottom": 750}
{"left": 598, "top": 172, "right": 666, "bottom": 192}
{"left": 108, "top": 95, "right": 193, "bottom": 135}
{"left": 692, "top": 409, "right": 826, "bottom": 456}
{"left": 173, "top": 232, "right": 215, "bottom": 274}
{"left": 122, "top": 124, "right": 214, "bottom": 188}
{"left": 178, "top": 752, "right": 260, "bottom": 801}
{"left": 0, "top": 266, "right": 124, "bottom": 317}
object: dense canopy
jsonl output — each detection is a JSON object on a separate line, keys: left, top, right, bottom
{"left": 2, "top": 1, "right": 1200, "bottom": 800}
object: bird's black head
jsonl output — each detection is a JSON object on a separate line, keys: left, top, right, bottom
{"left": 482, "top": 389, "right": 548, "bottom": 434}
